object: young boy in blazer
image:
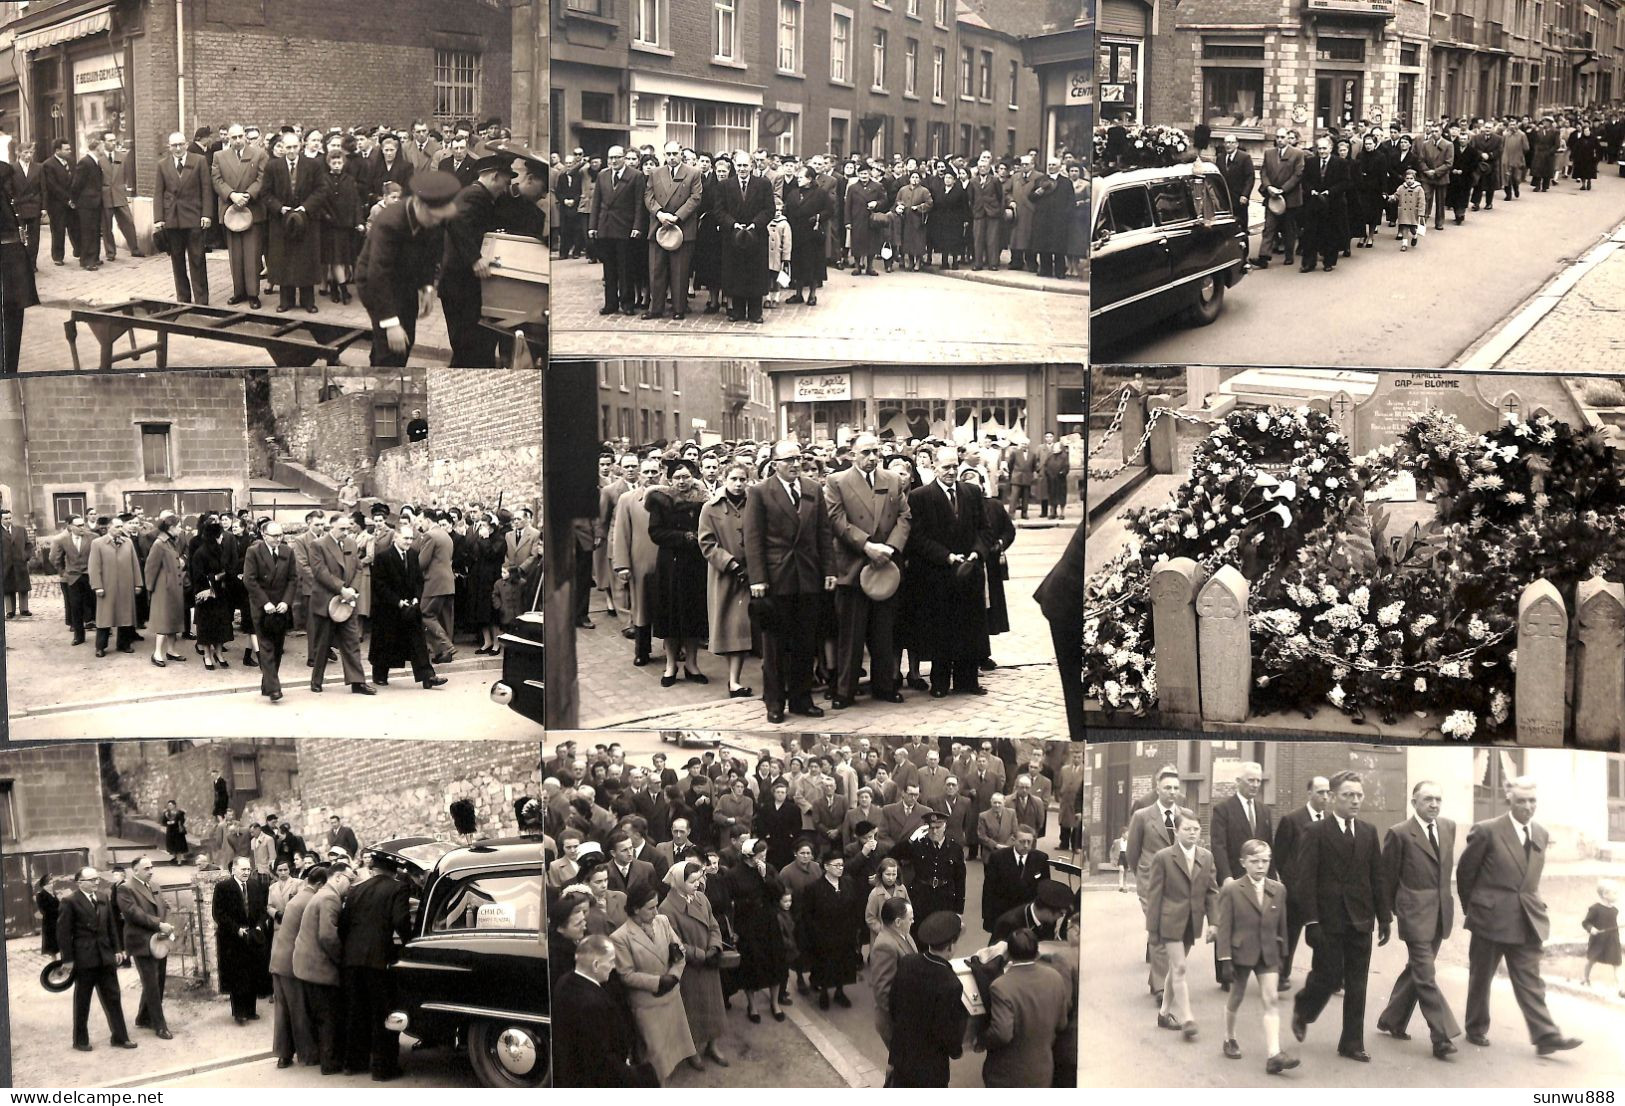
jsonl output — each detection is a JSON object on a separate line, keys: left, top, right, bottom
{"left": 1216, "top": 839, "right": 1300, "bottom": 1074}
{"left": 1145, "top": 812, "right": 1218, "bottom": 1040}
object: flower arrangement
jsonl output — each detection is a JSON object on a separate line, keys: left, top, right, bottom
{"left": 1094, "top": 123, "right": 1195, "bottom": 172}
{"left": 1083, "top": 406, "right": 1622, "bottom": 739}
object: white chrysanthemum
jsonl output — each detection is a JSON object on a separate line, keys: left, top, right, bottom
{"left": 1414, "top": 677, "right": 1428, "bottom": 693}
{"left": 1328, "top": 684, "right": 1346, "bottom": 708}
{"left": 1349, "top": 586, "right": 1370, "bottom": 613}
{"left": 1376, "top": 601, "right": 1404, "bottom": 627}
{"left": 1441, "top": 710, "right": 1477, "bottom": 740}
{"left": 1490, "top": 689, "right": 1510, "bottom": 724}
{"left": 1468, "top": 616, "right": 1490, "bottom": 641}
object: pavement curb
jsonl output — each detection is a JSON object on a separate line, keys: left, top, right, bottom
{"left": 1454, "top": 215, "right": 1625, "bottom": 370}
{"left": 930, "top": 266, "right": 1088, "bottom": 297}
{"left": 106, "top": 1049, "right": 276, "bottom": 1089}
{"left": 11, "top": 654, "right": 503, "bottom": 719}
{"left": 784, "top": 997, "right": 884, "bottom": 1088}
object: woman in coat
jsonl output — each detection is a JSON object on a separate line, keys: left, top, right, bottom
{"left": 844, "top": 168, "right": 887, "bottom": 276}
{"left": 928, "top": 167, "right": 970, "bottom": 269}
{"left": 1446, "top": 133, "right": 1481, "bottom": 224}
{"left": 783, "top": 166, "right": 831, "bottom": 304}
{"left": 189, "top": 517, "right": 235, "bottom": 669}
{"left": 610, "top": 883, "right": 696, "bottom": 1084}
{"left": 696, "top": 462, "right": 754, "bottom": 698}
{"left": 799, "top": 851, "right": 865, "bottom": 1008}
{"left": 1350, "top": 133, "right": 1387, "bottom": 249}
{"left": 1066, "top": 164, "right": 1091, "bottom": 275}
{"left": 162, "top": 800, "right": 190, "bottom": 865}
{"left": 367, "top": 527, "right": 440, "bottom": 689}
{"left": 756, "top": 779, "right": 804, "bottom": 870}
{"left": 646, "top": 457, "right": 710, "bottom": 685}
{"left": 550, "top": 890, "right": 591, "bottom": 986}
{"left": 468, "top": 518, "right": 506, "bottom": 655}
{"left": 142, "top": 517, "right": 187, "bottom": 668}
{"left": 959, "top": 466, "right": 1015, "bottom": 667}
{"left": 657, "top": 862, "right": 730, "bottom": 1068}
{"left": 581, "top": 856, "right": 629, "bottom": 937}
{"left": 894, "top": 172, "right": 933, "bottom": 271}
{"left": 725, "top": 840, "right": 788, "bottom": 1021}
{"left": 862, "top": 855, "right": 911, "bottom": 939}
{"left": 317, "top": 146, "right": 364, "bottom": 303}
{"left": 693, "top": 157, "right": 730, "bottom": 314}
{"left": 1570, "top": 123, "right": 1602, "bottom": 189}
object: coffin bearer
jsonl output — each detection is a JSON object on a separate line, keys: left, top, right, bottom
{"left": 356, "top": 169, "right": 461, "bottom": 366}
{"left": 439, "top": 155, "right": 513, "bottom": 367}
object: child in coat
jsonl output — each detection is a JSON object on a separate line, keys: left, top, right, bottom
{"left": 1392, "top": 168, "right": 1428, "bottom": 251}
{"left": 775, "top": 888, "right": 800, "bottom": 1012}
{"left": 1215, "top": 839, "right": 1300, "bottom": 1075}
{"left": 1582, "top": 879, "right": 1622, "bottom": 996}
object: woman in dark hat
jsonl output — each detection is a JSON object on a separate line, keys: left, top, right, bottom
{"left": 725, "top": 838, "right": 788, "bottom": 1022}
{"left": 549, "top": 889, "right": 592, "bottom": 986}
{"left": 782, "top": 162, "right": 830, "bottom": 305}
{"left": 884, "top": 455, "right": 929, "bottom": 691}
{"left": 799, "top": 848, "right": 865, "bottom": 1011}
{"left": 468, "top": 512, "right": 507, "bottom": 655}
{"left": 693, "top": 154, "right": 730, "bottom": 315}
{"left": 957, "top": 465, "right": 1015, "bottom": 670}
{"left": 646, "top": 456, "right": 710, "bottom": 687}
{"left": 189, "top": 515, "right": 236, "bottom": 670}
{"left": 143, "top": 516, "right": 188, "bottom": 668}
{"left": 696, "top": 459, "right": 754, "bottom": 698}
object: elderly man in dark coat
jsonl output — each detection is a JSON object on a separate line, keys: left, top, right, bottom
{"left": 367, "top": 526, "right": 445, "bottom": 690}
{"left": 907, "top": 445, "right": 991, "bottom": 697}
{"left": 264, "top": 132, "right": 326, "bottom": 313}
{"left": 58, "top": 867, "right": 136, "bottom": 1052}
{"left": 341, "top": 852, "right": 415, "bottom": 1080}
{"left": 716, "top": 150, "right": 776, "bottom": 324}
{"left": 212, "top": 856, "right": 273, "bottom": 1023}
{"left": 1, "top": 506, "right": 31, "bottom": 618}
{"left": 1027, "top": 157, "right": 1075, "bottom": 279}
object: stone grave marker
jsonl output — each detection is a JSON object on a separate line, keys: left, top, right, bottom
{"left": 1351, "top": 372, "right": 1499, "bottom": 457}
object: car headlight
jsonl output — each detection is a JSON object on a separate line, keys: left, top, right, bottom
{"left": 490, "top": 681, "right": 514, "bottom": 705}
{"left": 385, "top": 1011, "right": 409, "bottom": 1032}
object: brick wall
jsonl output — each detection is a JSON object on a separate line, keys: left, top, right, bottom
{"left": 19, "top": 372, "right": 250, "bottom": 527}
{"left": 0, "top": 744, "right": 109, "bottom": 861}
{"left": 371, "top": 368, "right": 542, "bottom": 509}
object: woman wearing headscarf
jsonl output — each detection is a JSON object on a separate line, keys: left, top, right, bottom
{"left": 798, "top": 850, "right": 865, "bottom": 1010}
{"left": 189, "top": 515, "right": 235, "bottom": 670}
{"left": 783, "top": 163, "right": 830, "bottom": 305}
{"left": 550, "top": 889, "right": 592, "bottom": 986}
{"left": 959, "top": 465, "right": 1015, "bottom": 669}
{"left": 725, "top": 838, "right": 787, "bottom": 1022}
{"left": 658, "top": 861, "right": 729, "bottom": 1069}
{"left": 142, "top": 516, "right": 188, "bottom": 668}
{"left": 646, "top": 456, "right": 710, "bottom": 687}
{"left": 894, "top": 171, "right": 934, "bottom": 272}
{"left": 696, "top": 459, "right": 754, "bottom": 698}
{"left": 610, "top": 881, "right": 695, "bottom": 1083}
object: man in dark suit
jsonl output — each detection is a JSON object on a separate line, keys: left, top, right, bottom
{"left": 244, "top": 520, "right": 296, "bottom": 701}
{"left": 991, "top": 878, "right": 1072, "bottom": 945}
{"left": 437, "top": 156, "right": 512, "bottom": 368}
{"left": 604, "top": 832, "right": 657, "bottom": 900}
{"left": 41, "top": 138, "right": 78, "bottom": 265}
{"left": 355, "top": 170, "right": 459, "bottom": 366}
{"left": 340, "top": 852, "right": 414, "bottom": 1080}
{"left": 1210, "top": 761, "right": 1275, "bottom": 988}
{"left": 58, "top": 867, "right": 136, "bottom": 1052}
{"left": 908, "top": 444, "right": 991, "bottom": 697}
{"left": 211, "top": 856, "right": 272, "bottom": 1022}
{"left": 50, "top": 516, "right": 95, "bottom": 644}
{"left": 95, "top": 132, "right": 142, "bottom": 261}
{"left": 714, "top": 150, "right": 776, "bottom": 323}
{"left": 588, "top": 145, "right": 645, "bottom": 315}
{"left": 13, "top": 141, "right": 45, "bottom": 268}
{"left": 307, "top": 513, "right": 373, "bottom": 695}
{"left": 643, "top": 142, "right": 704, "bottom": 318}
{"left": 743, "top": 440, "right": 837, "bottom": 724}
{"left": 1252, "top": 128, "right": 1304, "bottom": 268}
{"left": 1298, "top": 136, "right": 1350, "bottom": 273}
{"left": 553, "top": 935, "right": 645, "bottom": 1086}
{"left": 155, "top": 130, "right": 213, "bottom": 303}
{"left": 1216, "top": 136, "right": 1255, "bottom": 259}
{"left": 554, "top": 153, "right": 585, "bottom": 258}
{"left": 1291, "top": 770, "right": 1391, "bottom": 1062}
{"left": 1376, "top": 780, "right": 1462, "bottom": 1058}
{"left": 981, "top": 826, "right": 1050, "bottom": 933}
{"left": 887, "top": 911, "right": 968, "bottom": 1086}
{"left": 967, "top": 155, "right": 1005, "bottom": 270}
{"left": 1272, "top": 774, "right": 1330, "bottom": 989}
{"left": 1457, "top": 775, "right": 1581, "bottom": 1056}
{"left": 115, "top": 857, "right": 175, "bottom": 1038}
{"left": 326, "top": 816, "right": 361, "bottom": 859}
{"left": 824, "top": 431, "right": 911, "bottom": 708}
{"left": 69, "top": 136, "right": 105, "bottom": 270}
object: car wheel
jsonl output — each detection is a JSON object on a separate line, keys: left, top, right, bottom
{"left": 467, "top": 1019, "right": 546, "bottom": 1088}
{"left": 1184, "top": 275, "right": 1225, "bottom": 326}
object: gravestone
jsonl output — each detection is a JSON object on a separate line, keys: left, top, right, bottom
{"left": 1150, "top": 558, "right": 1207, "bottom": 728}
{"left": 1497, "top": 389, "right": 1522, "bottom": 425}
{"left": 1327, "top": 390, "right": 1357, "bottom": 443}
{"left": 1147, "top": 393, "right": 1177, "bottom": 474}
{"left": 1196, "top": 565, "right": 1250, "bottom": 723}
{"left": 1120, "top": 387, "right": 1147, "bottom": 465}
{"left": 1351, "top": 372, "right": 1499, "bottom": 457}
{"left": 1574, "top": 577, "right": 1625, "bottom": 751}
{"left": 1516, "top": 579, "right": 1568, "bottom": 747}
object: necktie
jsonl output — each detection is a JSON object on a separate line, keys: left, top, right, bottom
{"left": 1344, "top": 819, "right": 1354, "bottom": 844}
{"left": 1521, "top": 825, "right": 1533, "bottom": 857}
{"left": 1163, "top": 808, "right": 1174, "bottom": 831}
{"left": 176, "top": 157, "right": 183, "bottom": 172}
{"left": 1427, "top": 821, "right": 1439, "bottom": 853}
{"left": 1244, "top": 799, "right": 1255, "bottom": 832}
{"left": 946, "top": 484, "right": 957, "bottom": 514}
{"left": 788, "top": 482, "right": 800, "bottom": 508}
{"left": 866, "top": 470, "right": 875, "bottom": 491}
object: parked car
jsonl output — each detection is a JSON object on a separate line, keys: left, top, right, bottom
{"left": 491, "top": 606, "right": 545, "bottom": 726}
{"left": 387, "top": 836, "right": 547, "bottom": 1087}
{"left": 1089, "top": 163, "right": 1248, "bottom": 347}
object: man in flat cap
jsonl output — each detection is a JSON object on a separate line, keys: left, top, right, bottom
{"left": 439, "top": 155, "right": 513, "bottom": 366}
{"left": 356, "top": 168, "right": 461, "bottom": 366}
{"left": 887, "top": 910, "right": 966, "bottom": 1086}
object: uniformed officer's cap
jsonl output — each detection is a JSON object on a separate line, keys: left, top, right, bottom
{"left": 1033, "top": 879, "right": 1072, "bottom": 911}
{"left": 493, "top": 139, "right": 548, "bottom": 169}
{"left": 471, "top": 154, "right": 515, "bottom": 179}
{"left": 411, "top": 169, "right": 463, "bottom": 206}
{"left": 921, "top": 810, "right": 948, "bottom": 825}
{"left": 917, "top": 910, "right": 961, "bottom": 947}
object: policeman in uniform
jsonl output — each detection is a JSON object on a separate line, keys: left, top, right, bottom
{"left": 355, "top": 168, "right": 461, "bottom": 367}
{"left": 439, "top": 154, "right": 514, "bottom": 367}
{"left": 903, "top": 810, "right": 965, "bottom": 940}
{"left": 340, "top": 850, "right": 413, "bottom": 1080}
{"left": 0, "top": 154, "right": 40, "bottom": 373}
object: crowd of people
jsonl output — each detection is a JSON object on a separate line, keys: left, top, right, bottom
{"left": 575, "top": 431, "right": 1080, "bottom": 726}
{"left": 546, "top": 736, "right": 1084, "bottom": 1087}
{"left": 0, "top": 115, "right": 549, "bottom": 371}
{"left": 552, "top": 145, "right": 1088, "bottom": 322}
{"left": 31, "top": 500, "right": 539, "bottom": 702}
{"left": 1116, "top": 764, "right": 1586, "bottom": 1075}
{"left": 1194, "top": 111, "right": 1625, "bottom": 271}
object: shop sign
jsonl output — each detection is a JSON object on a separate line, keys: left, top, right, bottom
{"left": 73, "top": 53, "right": 123, "bottom": 94}
{"left": 792, "top": 373, "right": 851, "bottom": 402}
{"left": 1064, "top": 69, "right": 1092, "bottom": 103}
{"left": 1305, "top": 0, "right": 1396, "bottom": 14}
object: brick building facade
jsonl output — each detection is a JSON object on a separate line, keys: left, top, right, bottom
{"left": 553, "top": 0, "right": 1044, "bottom": 162}
{"left": 1080, "top": 738, "right": 1625, "bottom": 869}
{"left": 596, "top": 359, "right": 774, "bottom": 445}
{"left": 0, "top": 0, "right": 526, "bottom": 198}
{"left": 0, "top": 372, "right": 251, "bottom": 536}
{"left": 0, "top": 744, "right": 108, "bottom": 940}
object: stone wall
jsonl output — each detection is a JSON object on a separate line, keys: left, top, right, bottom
{"left": 0, "top": 744, "right": 108, "bottom": 861}
{"left": 110, "top": 741, "right": 304, "bottom": 842}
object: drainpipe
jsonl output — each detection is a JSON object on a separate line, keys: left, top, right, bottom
{"left": 175, "top": 0, "right": 186, "bottom": 136}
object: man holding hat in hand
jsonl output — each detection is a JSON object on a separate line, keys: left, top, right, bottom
{"left": 823, "top": 431, "right": 911, "bottom": 709}
{"left": 356, "top": 168, "right": 461, "bottom": 366}
{"left": 116, "top": 857, "right": 175, "bottom": 1039}
{"left": 642, "top": 141, "right": 702, "bottom": 319}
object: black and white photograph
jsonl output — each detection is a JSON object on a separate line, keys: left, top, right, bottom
{"left": 547, "top": 0, "right": 1090, "bottom": 361}
{"left": 1084, "top": 365, "right": 1625, "bottom": 749}
{"left": 1086, "top": 0, "right": 1625, "bottom": 370}
{"left": 539, "top": 359, "right": 1086, "bottom": 738}
{"left": 1077, "top": 739, "right": 1625, "bottom": 1087}
{"left": 544, "top": 733, "right": 1082, "bottom": 1087}
{"left": 0, "top": 368, "right": 544, "bottom": 740}
{"left": 0, "top": 738, "right": 545, "bottom": 1088}
{"left": 0, "top": 0, "right": 547, "bottom": 372}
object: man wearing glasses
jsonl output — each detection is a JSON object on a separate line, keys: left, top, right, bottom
{"left": 58, "top": 867, "right": 137, "bottom": 1052}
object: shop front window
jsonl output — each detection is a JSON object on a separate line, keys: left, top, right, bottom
{"left": 72, "top": 53, "right": 127, "bottom": 159}
{"left": 1097, "top": 39, "right": 1141, "bottom": 124}
{"left": 1203, "top": 68, "right": 1265, "bottom": 129}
